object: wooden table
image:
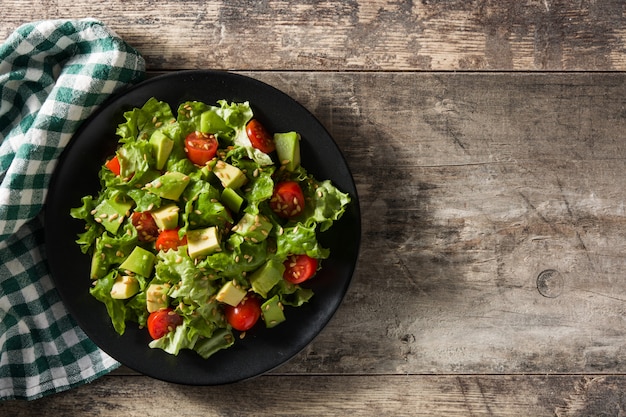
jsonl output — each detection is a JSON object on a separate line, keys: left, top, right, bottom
{"left": 4, "top": 2, "right": 626, "bottom": 415}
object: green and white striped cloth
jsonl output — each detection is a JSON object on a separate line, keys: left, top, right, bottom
{"left": 0, "top": 19, "right": 145, "bottom": 400}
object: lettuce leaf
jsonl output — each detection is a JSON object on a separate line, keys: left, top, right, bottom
{"left": 90, "top": 270, "right": 127, "bottom": 334}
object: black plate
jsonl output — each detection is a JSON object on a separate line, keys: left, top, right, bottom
{"left": 44, "top": 70, "right": 361, "bottom": 385}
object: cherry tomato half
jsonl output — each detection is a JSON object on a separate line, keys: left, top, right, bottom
{"left": 246, "top": 119, "right": 275, "bottom": 154}
{"left": 155, "top": 229, "right": 188, "bottom": 252}
{"left": 184, "top": 131, "right": 218, "bottom": 165}
{"left": 283, "top": 254, "right": 318, "bottom": 284}
{"left": 131, "top": 211, "right": 159, "bottom": 242}
{"left": 105, "top": 155, "right": 121, "bottom": 176}
{"left": 269, "top": 181, "right": 305, "bottom": 218}
{"left": 147, "top": 308, "right": 183, "bottom": 339}
{"left": 223, "top": 295, "right": 262, "bottom": 331}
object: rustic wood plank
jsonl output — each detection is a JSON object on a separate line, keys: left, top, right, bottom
{"left": 3, "top": 374, "right": 626, "bottom": 416}
{"left": 2, "top": 1, "right": 626, "bottom": 71}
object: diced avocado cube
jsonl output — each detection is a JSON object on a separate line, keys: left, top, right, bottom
{"left": 216, "top": 280, "right": 247, "bottom": 307}
{"left": 146, "top": 283, "right": 170, "bottom": 313}
{"left": 90, "top": 245, "right": 107, "bottom": 280}
{"left": 200, "top": 110, "right": 228, "bottom": 134}
{"left": 94, "top": 194, "right": 134, "bottom": 234}
{"left": 110, "top": 275, "right": 140, "bottom": 299}
{"left": 187, "top": 226, "right": 221, "bottom": 259}
{"left": 146, "top": 171, "right": 190, "bottom": 201}
{"left": 221, "top": 187, "right": 244, "bottom": 213}
{"left": 261, "top": 295, "right": 286, "bottom": 328}
{"left": 149, "top": 130, "right": 174, "bottom": 170}
{"left": 151, "top": 204, "right": 179, "bottom": 231}
{"left": 119, "top": 246, "right": 156, "bottom": 277}
{"left": 213, "top": 161, "right": 247, "bottom": 189}
{"left": 233, "top": 213, "right": 272, "bottom": 243}
{"left": 249, "top": 259, "right": 284, "bottom": 298}
{"left": 274, "top": 131, "right": 301, "bottom": 172}
{"left": 108, "top": 193, "right": 135, "bottom": 215}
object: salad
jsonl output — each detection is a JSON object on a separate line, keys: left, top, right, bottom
{"left": 70, "top": 97, "right": 350, "bottom": 359}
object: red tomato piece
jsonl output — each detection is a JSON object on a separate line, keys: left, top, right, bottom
{"left": 184, "top": 131, "right": 218, "bottom": 165}
{"left": 283, "top": 254, "right": 318, "bottom": 284}
{"left": 269, "top": 181, "right": 305, "bottom": 218}
{"left": 246, "top": 119, "right": 275, "bottom": 154}
{"left": 147, "top": 308, "right": 183, "bottom": 339}
{"left": 223, "top": 295, "right": 262, "bottom": 331}
{"left": 105, "top": 155, "right": 121, "bottom": 176}
{"left": 155, "top": 229, "right": 187, "bottom": 252}
{"left": 131, "top": 212, "right": 159, "bottom": 242}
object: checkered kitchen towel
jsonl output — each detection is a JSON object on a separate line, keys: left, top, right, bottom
{"left": 0, "top": 19, "right": 145, "bottom": 400}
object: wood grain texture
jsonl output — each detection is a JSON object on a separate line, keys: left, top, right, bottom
{"left": 2, "top": 0, "right": 626, "bottom": 71}
{"left": 3, "top": 374, "right": 626, "bottom": 416}
{"left": 232, "top": 71, "right": 626, "bottom": 376}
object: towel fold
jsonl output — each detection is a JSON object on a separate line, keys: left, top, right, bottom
{"left": 0, "top": 19, "right": 145, "bottom": 401}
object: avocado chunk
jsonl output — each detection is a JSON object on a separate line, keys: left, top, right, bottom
{"left": 200, "top": 110, "right": 229, "bottom": 134}
{"left": 213, "top": 160, "right": 247, "bottom": 189}
{"left": 187, "top": 226, "right": 221, "bottom": 259}
{"left": 261, "top": 295, "right": 286, "bottom": 328}
{"left": 149, "top": 130, "right": 174, "bottom": 170}
{"left": 249, "top": 259, "right": 284, "bottom": 298}
{"left": 151, "top": 203, "right": 179, "bottom": 230}
{"left": 90, "top": 242, "right": 109, "bottom": 279}
{"left": 274, "top": 131, "right": 301, "bottom": 172}
{"left": 146, "top": 171, "right": 190, "bottom": 201}
{"left": 221, "top": 187, "right": 244, "bottom": 213}
{"left": 93, "top": 194, "right": 134, "bottom": 234}
{"left": 146, "top": 283, "right": 170, "bottom": 313}
{"left": 110, "top": 275, "right": 140, "bottom": 299}
{"left": 119, "top": 246, "right": 156, "bottom": 277}
{"left": 233, "top": 213, "right": 272, "bottom": 243}
{"left": 216, "top": 280, "right": 247, "bottom": 307}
